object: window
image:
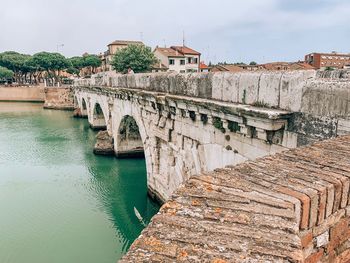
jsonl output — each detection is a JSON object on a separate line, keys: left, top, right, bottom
{"left": 169, "top": 59, "right": 175, "bottom": 65}
{"left": 180, "top": 70, "right": 185, "bottom": 73}
{"left": 187, "top": 57, "right": 192, "bottom": 64}
{"left": 180, "top": 60, "right": 185, "bottom": 65}
{"left": 193, "top": 58, "right": 198, "bottom": 64}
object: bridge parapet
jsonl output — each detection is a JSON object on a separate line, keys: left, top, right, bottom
{"left": 75, "top": 70, "right": 317, "bottom": 111}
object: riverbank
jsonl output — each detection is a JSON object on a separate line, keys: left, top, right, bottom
{"left": 0, "top": 86, "right": 75, "bottom": 110}
{"left": 0, "top": 86, "right": 45, "bottom": 102}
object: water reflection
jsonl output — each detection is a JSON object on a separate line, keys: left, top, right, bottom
{"left": 0, "top": 102, "right": 159, "bottom": 263}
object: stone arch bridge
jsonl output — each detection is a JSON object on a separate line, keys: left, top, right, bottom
{"left": 73, "top": 70, "right": 350, "bottom": 203}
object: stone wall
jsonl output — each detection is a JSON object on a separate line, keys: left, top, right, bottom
{"left": 0, "top": 86, "right": 45, "bottom": 102}
{"left": 43, "top": 87, "right": 74, "bottom": 110}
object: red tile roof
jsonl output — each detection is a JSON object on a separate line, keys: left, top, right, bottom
{"left": 211, "top": 64, "right": 243, "bottom": 72}
{"left": 154, "top": 47, "right": 185, "bottom": 58}
{"left": 200, "top": 62, "right": 209, "bottom": 69}
{"left": 108, "top": 40, "right": 144, "bottom": 46}
{"left": 171, "top": 46, "right": 201, "bottom": 56}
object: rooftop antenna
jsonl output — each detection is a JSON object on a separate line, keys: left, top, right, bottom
{"left": 139, "top": 32, "right": 144, "bottom": 42}
{"left": 182, "top": 30, "right": 185, "bottom": 47}
{"left": 163, "top": 39, "right": 166, "bottom": 48}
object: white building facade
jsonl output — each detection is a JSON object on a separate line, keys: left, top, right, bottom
{"left": 154, "top": 46, "right": 201, "bottom": 73}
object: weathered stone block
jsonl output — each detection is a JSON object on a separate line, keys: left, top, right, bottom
{"left": 238, "top": 72, "right": 261, "bottom": 104}
{"left": 316, "top": 231, "right": 329, "bottom": 248}
{"left": 258, "top": 72, "right": 283, "bottom": 108}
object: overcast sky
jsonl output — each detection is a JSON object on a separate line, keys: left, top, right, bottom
{"left": 1, "top": 0, "right": 349, "bottom": 63}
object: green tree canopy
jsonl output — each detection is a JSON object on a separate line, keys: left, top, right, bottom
{"left": 31, "top": 52, "right": 69, "bottom": 72}
{"left": 83, "top": 54, "right": 101, "bottom": 68}
{"left": 69, "top": 56, "right": 85, "bottom": 70}
{"left": 0, "top": 51, "right": 30, "bottom": 73}
{"left": 68, "top": 55, "right": 101, "bottom": 75}
{"left": 66, "top": 67, "right": 80, "bottom": 75}
{"left": 112, "top": 44, "right": 158, "bottom": 73}
{"left": 249, "top": 61, "right": 257, "bottom": 65}
{"left": 31, "top": 52, "right": 70, "bottom": 80}
{"left": 0, "top": 66, "right": 14, "bottom": 80}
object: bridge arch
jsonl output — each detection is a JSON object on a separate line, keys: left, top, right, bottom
{"left": 111, "top": 100, "right": 160, "bottom": 201}
{"left": 91, "top": 102, "right": 107, "bottom": 130}
{"left": 80, "top": 97, "right": 88, "bottom": 117}
{"left": 87, "top": 95, "right": 111, "bottom": 133}
{"left": 115, "top": 115, "right": 144, "bottom": 158}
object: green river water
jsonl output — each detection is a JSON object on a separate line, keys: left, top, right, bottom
{"left": 0, "top": 102, "right": 159, "bottom": 263}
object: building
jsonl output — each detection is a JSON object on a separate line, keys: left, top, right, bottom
{"left": 237, "top": 64, "right": 264, "bottom": 71}
{"left": 288, "top": 62, "right": 316, "bottom": 70}
{"left": 305, "top": 52, "right": 350, "bottom": 69}
{"left": 211, "top": 62, "right": 315, "bottom": 73}
{"left": 262, "top": 62, "right": 315, "bottom": 71}
{"left": 151, "top": 62, "right": 168, "bottom": 73}
{"left": 153, "top": 46, "right": 201, "bottom": 73}
{"left": 101, "top": 40, "right": 144, "bottom": 71}
{"left": 199, "top": 62, "right": 210, "bottom": 72}
{"left": 211, "top": 64, "right": 244, "bottom": 72}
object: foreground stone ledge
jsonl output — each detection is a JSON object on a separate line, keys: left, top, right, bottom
{"left": 120, "top": 135, "right": 350, "bottom": 263}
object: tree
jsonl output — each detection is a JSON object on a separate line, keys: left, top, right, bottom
{"left": 31, "top": 52, "right": 70, "bottom": 81}
{"left": 112, "top": 44, "right": 158, "bottom": 73}
{"left": 68, "top": 55, "right": 101, "bottom": 76}
{"left": 0, "top": 66, "right": 14, "bottom": 80}
{"left": 66, "top": 67, "right": 80, "bottom": 76}
{"left": 249, "top": 61, "right": 257, "bottom": 65}
{"left": 0, "top": 51, "right": 32, "bottom": 83}
{"left": 83, "top": 54, "right": 101, "bottom": 74}
{"left": 69, "top": 56, "right": 85, "bottom": 70}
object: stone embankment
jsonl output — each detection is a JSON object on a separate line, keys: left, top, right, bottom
{"left": 43, "top": 87, "right": 74, "bottom": 110}
{"left": 120, "top": 135, "right": 350, "bottom": 263}
{"left": 0, "top": 86, "right": 45, "bottom": 102}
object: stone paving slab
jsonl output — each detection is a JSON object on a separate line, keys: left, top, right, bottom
{"left": 120, "top": 136, "right": 350, "bottom": 262}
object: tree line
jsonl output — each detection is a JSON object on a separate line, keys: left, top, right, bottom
{"left": 0, "top": 44, "right": 165, "bottom": 84}
{"left": 0, "top": 51, "right": 101, "bottom": 85}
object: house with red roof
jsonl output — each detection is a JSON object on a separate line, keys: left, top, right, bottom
{"left": 200, "top": 62, "right": 210, "bottom": 72}
{"left": 154, "top": 45, "right": 201, "bottom": 73}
